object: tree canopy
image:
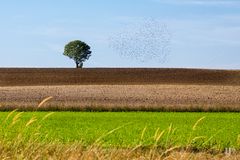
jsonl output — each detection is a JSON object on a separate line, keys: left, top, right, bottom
{"left": 63, "top": 40, "right": 92, "bottom": 68}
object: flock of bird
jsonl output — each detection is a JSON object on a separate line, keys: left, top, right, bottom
{"left": 109, "top": 18, "right": 171, "bottom": 63}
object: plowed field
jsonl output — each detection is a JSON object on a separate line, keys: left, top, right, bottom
{"left": 0, "top": 68, "right": 239, "bottom": 86}
{"left": 0, "top": 68, "right": 239, "bottom": 111}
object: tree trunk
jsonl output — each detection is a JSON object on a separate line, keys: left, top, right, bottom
{"left": 76, "top": 62, "right": 79, "bottom": 68}
{"left": 76, "top": 62, "right": 83, "bottom": 68}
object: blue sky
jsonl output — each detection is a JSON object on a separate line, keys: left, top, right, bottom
{"left": 0, "top": 0, "right": 240, "bottom": 69}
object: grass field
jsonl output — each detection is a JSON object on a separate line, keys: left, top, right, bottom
{"left": 1, "top": 111, "right": 240, "bottom": 159}
{"left": 1, "top": 112, "right": 240, "bottom": 149}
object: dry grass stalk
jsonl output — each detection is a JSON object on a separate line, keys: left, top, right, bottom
{"left": 37, "top": 96, "right": 53, "bottom": 108}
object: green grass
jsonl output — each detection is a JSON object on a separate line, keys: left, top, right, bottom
{"left": 0, "top": 112, "right": 240, "bottom": 151}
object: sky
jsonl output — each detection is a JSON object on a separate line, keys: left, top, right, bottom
{"left": 0, "top": 0, "right": 240, "bottom": 69}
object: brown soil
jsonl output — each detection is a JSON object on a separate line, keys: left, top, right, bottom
{"left": 0, "top": 85, "right": 239, "bottom": 111}
{"left": 1, "top": 68, "right": 239, "bottom": 111}
{"left": 0, "top": 68, "right": 239, "bottom": 86}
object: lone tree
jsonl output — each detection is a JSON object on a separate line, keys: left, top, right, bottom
{"left": 63, "top": 40, "right": 92, "bottom": 68}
